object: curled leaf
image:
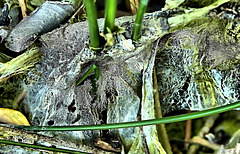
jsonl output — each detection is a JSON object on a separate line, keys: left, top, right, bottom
{"left": 0, "top": 108, "right": 30, "bottom": 126}
{"left": 6, "top": 1, "right": 76, "bottom": 52}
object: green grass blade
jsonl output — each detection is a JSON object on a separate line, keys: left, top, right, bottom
{"left": 104, "top": 0, "right": 117, "bottom": 33}
{"left": 94, "top": 65, "right": 100, "bottom": 79}
{"left": 17, "top": 101, "right": 240, "bottom": 131}
{"left": 76, "top": 64, "right": 97, "bottom": 86}
{"left": 0, "top": 139, "right": 86, "bottom": 154}
{"left": 133, "top": 0, "right": 149, "bottom": 41}
{"left": 83, "top": 0, "right": 100, "bottom": 48}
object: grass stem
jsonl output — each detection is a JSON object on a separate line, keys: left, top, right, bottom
{"left": 133, "top": 0, "right": 148, "bottom": 41}
{"left": 83, "top": 0, "right": 100, "bottom": 48}
{"left": 16, "top": 101, "right": 240, "bottom": 131}
{"left": 103, "top": 0, "right": 117, "bottom": 33}
{"left": 76, "top": 64, "right": 98, "bottom": 86}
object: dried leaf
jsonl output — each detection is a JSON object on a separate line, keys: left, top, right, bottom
{"left": 0, "top": 108, "right": 30, "bottom": 126}
{"left": 6, "top": 1, "right": 76, "bottom": 52}
{"left": 94, "top": 138, "right": 121, "bottom": 152}
{"left": 128, "top": 0, "right": 139, "bottom": 15}
{"left": 0, "top": 45, "right": 42, "bottom": 82}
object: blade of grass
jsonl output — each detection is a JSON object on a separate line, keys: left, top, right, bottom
{"left": 76, "top": 64, "right": 97, "bottom": 86}
{"left": 133, "top": 0, "right": 148, "bottom": 41}
{"left": 16, "top": 101, "right": 240, "bottom": 131}
{"left": 91, "top": 64, "right": 99, "bottom": 97}
{"left": 94, "top": 65, "right": 100, "bottom": 79}
{"left": 103, "top": 0, "right": 117, "bottom": 33}
{"left": 83, "top": 0, "right": 100, "bottom": 48}
{"left": 0, "top": 139, "right": 86, "bottom": 154}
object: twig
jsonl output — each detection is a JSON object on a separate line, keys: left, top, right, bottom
{"left": 18, "top": 0, "right": 27, "bottom": 18}
{"left": 187, "top": 114, "right": 219, "bottom": 154}
{"left": 191, "top": 136, "right": 220, "bottom": 151}
{"left": 184, "top": 110, "right": 192, "bottom": 149}
{"left": 153, "top": 66, "right": 173, "bottom": 154}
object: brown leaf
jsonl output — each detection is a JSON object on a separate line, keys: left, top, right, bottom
{"left": 94, "top": 138, "right": 121, "bottom": 152}
{"left": 0, "top": 108, "right": 30, "bottom": 126}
